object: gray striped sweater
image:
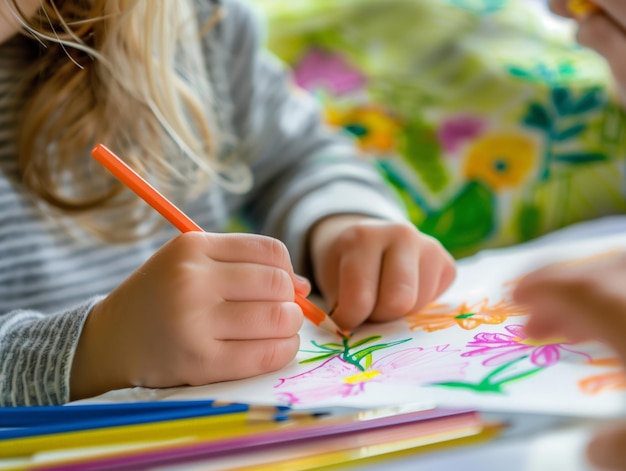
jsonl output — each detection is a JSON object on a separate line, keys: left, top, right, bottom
{"left": 0, "top": 0, "right": 406, "bottom": 405}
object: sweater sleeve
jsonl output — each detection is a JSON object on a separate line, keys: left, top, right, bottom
{"left": 219, "top": 0, "right": 408, "bottom": 275}
{"left": 0, "top": 298, "right": 99, "bottom": 406}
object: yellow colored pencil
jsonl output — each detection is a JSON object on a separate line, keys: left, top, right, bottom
{"left": 316, "top": 423, "right": 506, "bottom": 471}
{"left": 230, "top": 423, "right": 502, "bottom": 471}
{"left": 190, "top": 412, "right": 488, "bottom": 471}
{"left": 0, "top": 411, "right": 279, "bottom": 459}
{"left": 567, "top": 0, "right": 599, "bottom": 16}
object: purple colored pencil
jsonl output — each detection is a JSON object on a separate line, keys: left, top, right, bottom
{"left": 37, "top": 408, "right": 474, "bottom": 471}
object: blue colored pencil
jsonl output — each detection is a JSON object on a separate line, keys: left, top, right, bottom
{"left": 0, "top": 402, "right": 292, "bottom": 440}
{"left": 0, "top": 400, "right": 223, "bottom": 427}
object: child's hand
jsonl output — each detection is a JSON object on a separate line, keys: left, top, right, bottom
{"left": 513, "top": 251, "right": 626, "bottom": 470}
{"left": 70, "top": 232, "right": 307, "bottom": 400}
{"left": 551, "top": 0, "right": 626, "bottom": 104}
{"left": 309, "top": 215, "right": 456, "bottom": 332}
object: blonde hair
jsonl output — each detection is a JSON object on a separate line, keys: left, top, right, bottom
{"left": 12, "top": 0, "right": 251, "bottom": 240}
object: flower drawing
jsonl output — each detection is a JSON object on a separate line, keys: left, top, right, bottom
{"left": 579, "top": 358, "right": 626, "bottom": 395}
{"left": 406, "top": 298, "right": 528, "bottom": 333}
{"left": 275, "top": 345, "right": 468, "bottom": 405}
{"left": 462, "top": 324, "right": 592, "bottom": 367}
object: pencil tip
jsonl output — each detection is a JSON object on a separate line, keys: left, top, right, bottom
{"left": 337, "top": 329, "right": 351, "bottom": 339}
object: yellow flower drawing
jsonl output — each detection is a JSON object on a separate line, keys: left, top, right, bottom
{"left": 462, "top": 132, "right": 538, "bottom": 191}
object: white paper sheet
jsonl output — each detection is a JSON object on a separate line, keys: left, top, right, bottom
{"left": 90, "top": 219, "right": 626, "bottom": 417}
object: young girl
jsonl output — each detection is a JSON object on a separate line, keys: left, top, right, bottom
{"left": 0, "top": 0, "right": 455, "bottom": 406}
{"left": 517, "top": 2, "right": 626, "bottom": 468}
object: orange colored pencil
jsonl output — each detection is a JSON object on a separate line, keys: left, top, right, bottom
{"left": 91, "top": 144, "right": 345, "bottom": 338}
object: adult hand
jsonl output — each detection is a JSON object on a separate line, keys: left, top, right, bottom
{"left": 513, "top": 251, "right": 626, "bottom": 470}
{"left": 309, "top": 215, "right": 456, "bottom": 332}
{"left": 513, "top": 251, "right": 626, "bottom": 356}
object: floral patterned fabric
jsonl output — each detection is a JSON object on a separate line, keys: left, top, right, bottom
{"left": 255, "top": 0, "right": 626, "bottom": 257}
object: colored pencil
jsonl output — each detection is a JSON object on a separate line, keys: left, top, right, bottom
{"left": 316, "top": 423, "right": 506, "bottom": 471}
{"left": 0, "top": 409, "right": 282, "bottom": 459}
{"left": 32, "top": 408, "right": 471, "bottom": 471}
{"left": 0, "top": 400, "right": 230, "bottom": 428}
{"left": 222, "top": 412, "right": 487, "bottom": 471}
{"left": 567, "top": 0, "right": 598, "bottom": 16}
{"left": 0, "top": 402, "right": 299, "bottom": 442}
{"left": 90, "top": 143, "right": 345, "bottom": 338}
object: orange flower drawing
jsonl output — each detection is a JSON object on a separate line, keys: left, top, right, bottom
{"left": 406, "top": 298, "right": 529, "bottom": 333}
{"left": 579, "top": 358, "right": 626, "bottom": 395}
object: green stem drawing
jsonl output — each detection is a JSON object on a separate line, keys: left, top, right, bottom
{"left": 431, "top": 355, "right": 543, "bottom": 393}
{"left": 299, "top": 335, "right": 411, "bottom": 372}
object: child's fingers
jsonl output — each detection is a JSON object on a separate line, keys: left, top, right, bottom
{"left": 205, "top": 336, "right": 301, "bottom": 383}
{"left": 587, "top": 422, "right": 626, "bottom": 470}
{"left": 210, "top": 301, "right": 303, "bottom": 340}
{"left": 433, "top": 251, "right": 457, "bottom": 300}
{"left": 212, "top": 262, "right": 294, "bottom": 302}
{"left": 369, "top": 236, "right": 419, "bottom": 323}
{"left": 293, "top": 274, "right": 312, "bottom": 296}
{"left": 181, "top": 232, "right": 294, "bottom": 270}
{"left": 397, "top": 241, "right": 456, "bottom": 319}
{"left": 331, "top": 246, "right": 382, "bottom": 331}
{"left": 415, "top": 239, "right": 456, "bottom": 309}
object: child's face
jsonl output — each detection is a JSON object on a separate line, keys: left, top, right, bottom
{"left": 0, "top": 0, "right": 40, "bottom": 44}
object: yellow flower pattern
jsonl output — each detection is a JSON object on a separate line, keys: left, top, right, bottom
{"left": 462, "top": 133, "right": 538, "bottom": 191}
{"left": 326, "top": 105, "right": 401, "bottom": 153}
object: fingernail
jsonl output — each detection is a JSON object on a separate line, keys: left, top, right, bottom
{"left": 293, "top": 274, "right": 311, "bottom": 293}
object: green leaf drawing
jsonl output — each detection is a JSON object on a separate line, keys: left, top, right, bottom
{"left": 348, "top": 336, "right": 382, "bottom": 349}
{"left": 300, "top": 335, "right": 412, "bottom": 371}
{"left": 553, "top": 152, "right": 607, "bottom": 164}
{"left": 299, "top": 352, "right": 337, "bottom": 364}
{"left": 418, "top": 180, "right": 495, "bottom": 256}
{"left": 554, "top": 124, "right": 586, "bottom": 141}
{"left": 572, "top": 88, "right": 604, "bottom": 114}
{"left": 431, "top": 355, "right": 544, "bottom": 394}
{"left": 523, "top": 103, "right": 551, "bottom": 130}
{"left": 398, "top": 119, "right": 450, "bottom": 194}
{"left": 351, "top": 338, "right": 412, "bottom": 362}
{"left": 552, "top": 87, "right": 571, "bottom": 116}
{"left": 310, "top": 340, "right": 344, "bottom": 352}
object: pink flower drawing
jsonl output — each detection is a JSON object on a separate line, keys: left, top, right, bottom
{"left": 462, "top": 324, "right": 591, "bottom": 367}
{"left": 275, "top": 345, "right": 468, "bottom": 405}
